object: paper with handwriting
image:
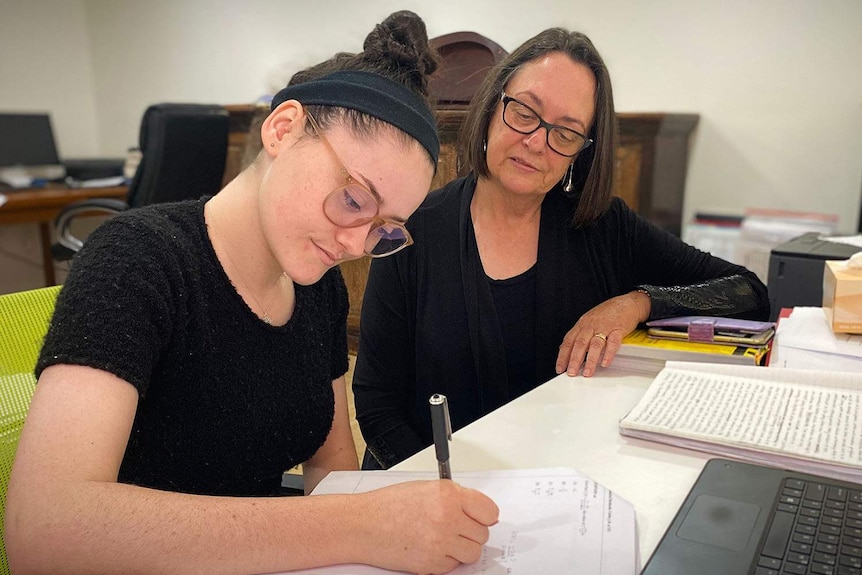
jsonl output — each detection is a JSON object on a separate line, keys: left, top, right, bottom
{"left": 282, "top": 468, "right": 638, "bottom": 575}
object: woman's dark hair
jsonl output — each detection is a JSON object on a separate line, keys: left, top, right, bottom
{"left": 459, "top": 28, "right": 616, "bottom": 226}
{"left": 287, "top": 11, "right": 439, "bottom": 151}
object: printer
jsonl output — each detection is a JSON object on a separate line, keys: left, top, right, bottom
{"left": 766, "top": 232, "right": 861, "bottom": 320}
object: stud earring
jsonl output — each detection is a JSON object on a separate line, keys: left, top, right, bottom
{"left": 270, "top": 142, "right": 275, "bottom": 148}
{"left": 563, "top": 162, "right": 575, "bottom": 193}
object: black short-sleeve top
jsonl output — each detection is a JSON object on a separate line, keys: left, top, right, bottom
{"left": 37, "top": 198, "right": 349, "bottom": 496}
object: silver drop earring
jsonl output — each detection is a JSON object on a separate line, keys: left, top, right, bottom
{"left": 483, "top": 139, "right": 487, "bottom": 153}
{"left": 563, "top": 162, "right": 575, "bottom": 193}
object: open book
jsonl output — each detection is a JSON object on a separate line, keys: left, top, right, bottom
{"left": 619, "top": 361, "right": 862, "bottom": 482}
{"left": 281, "top": 468, "right": 639, "bottom": 575}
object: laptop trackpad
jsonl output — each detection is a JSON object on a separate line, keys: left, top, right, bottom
{"left": 676, "top": 494, "right": 760, "bottom": 551}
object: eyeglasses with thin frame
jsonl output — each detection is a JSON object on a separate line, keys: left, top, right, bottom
{"left": 305, "top": 110, "right": 414, "bottom": 258}
{"left": 500, "top": 93, "right": 593, "bottom": 157}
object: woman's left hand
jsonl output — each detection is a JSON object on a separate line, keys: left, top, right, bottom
{"left": 555, "top": 291, "right": 651, "bottom": 377}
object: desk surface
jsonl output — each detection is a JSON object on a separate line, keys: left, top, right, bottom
{"left": 0, "top": 185, "right": 127, "bottom": 225}
{"left": 392, "top": 368, "right": 712, "bottom": 563}
{"left": 0, "top": 185, "right": 128, "bottom": 286}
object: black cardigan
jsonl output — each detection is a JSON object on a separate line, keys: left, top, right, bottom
{"left": 353, "top": 175, "right": 769, "bottom": 468}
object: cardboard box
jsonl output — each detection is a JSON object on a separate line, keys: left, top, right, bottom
{"left": 823, "top": 259, "right": 862, "bottom": 333}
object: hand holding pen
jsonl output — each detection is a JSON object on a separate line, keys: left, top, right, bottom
{"left": 352, "top": 394, "right": 498, "bottom": 573}
{"left": 346, "top": 393, "right": 500, "bottom": 573}
{"left": 357, "top": 477, "right": 499, "bottom": 573}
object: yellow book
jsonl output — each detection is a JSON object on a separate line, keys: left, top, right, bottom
{"left": 614, "top": 328, "right": 769, "bottom": 374}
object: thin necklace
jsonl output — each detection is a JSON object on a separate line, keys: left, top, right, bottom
{"left": 211, "top": 218, "right": 286, "bottom": 325}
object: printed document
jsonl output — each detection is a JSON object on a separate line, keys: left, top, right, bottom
{"left": 282, "top": 468, "right": 638, "bottom": 575}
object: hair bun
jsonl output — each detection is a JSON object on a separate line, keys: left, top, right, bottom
{"left": 362, "top": 10, "right": 438, "bottom": 96}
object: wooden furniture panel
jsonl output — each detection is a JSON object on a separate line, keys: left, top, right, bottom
{"left": 429, "top": 32, "right": 507, "bottom": 106}
{"left": 617, "top": 113, "right": 699, "bottom": 237}
{"left": 222, "top": 104, "right": 267, "bottom": 188}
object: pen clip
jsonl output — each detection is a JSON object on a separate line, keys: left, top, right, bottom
{"left": 429, "top": 393, "right": 453, "bottom": 479}
{"left": 430, "top": 393, "right": 451, "bottom": 439}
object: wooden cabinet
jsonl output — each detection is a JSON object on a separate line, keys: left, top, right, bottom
{"left": 615, "top": 113, "right": 699, "bottom": 237}
{"left": 222, "top": 104, "right": 267, "bottom": 189}
{"left": 222, "top": 105, "right": 698, "bottom": 352}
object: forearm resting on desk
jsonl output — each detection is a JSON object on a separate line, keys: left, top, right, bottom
{"left": 7, "top": 463, "right": 497, "bottom": 575}
{"left": 638, "top": 274, "right": 770, "bottom": 321}
{"left": 6, "top": 478, "right": 373, "bottom": 574}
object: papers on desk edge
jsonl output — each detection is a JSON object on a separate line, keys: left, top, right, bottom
{"left": 768, "top": 306, "right": 862, "bottom": 373}
{"left": 619, "top": 361, "right": 862, "bottom": 483}
{"left": 284, "top": 468, "right": 639, "bottom": 575}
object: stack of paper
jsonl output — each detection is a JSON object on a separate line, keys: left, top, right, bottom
{"left": 619, "top": 361, "right": 862, "bottom": 482}
{"left": 281, "top": 468, "right": 639, "bottom": 575}
{"left": 768, "top": 307, "right": 862, "bottom": 372}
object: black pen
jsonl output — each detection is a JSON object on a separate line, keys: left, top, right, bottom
{"left": 429, "top": 393, "right": 452, "bottom": 479}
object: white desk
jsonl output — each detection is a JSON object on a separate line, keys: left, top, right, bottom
{"left": 392, "top": 368, "right": 714, "bottom": 563}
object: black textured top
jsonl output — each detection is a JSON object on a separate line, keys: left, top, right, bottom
{"left": 37, "top": 198, "right": 349, "bottom": 496}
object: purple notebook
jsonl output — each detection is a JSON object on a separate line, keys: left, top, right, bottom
{"left": 646, "top": 316, "right": 775, "bottom": 345}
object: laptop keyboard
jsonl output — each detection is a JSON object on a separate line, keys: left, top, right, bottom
{"left": 755, "top": 477, "right": 862, "bottom": 575}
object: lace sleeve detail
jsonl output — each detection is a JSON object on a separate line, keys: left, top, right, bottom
{"left": 637, "top": 274, "right": 768, "bottom": 321}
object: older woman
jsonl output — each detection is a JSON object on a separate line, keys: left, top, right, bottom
{"left": 354, "top": 27, "right": 769, "bottom": 470}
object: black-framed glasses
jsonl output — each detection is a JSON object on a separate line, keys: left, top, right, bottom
{"left": 500, "top": 93, "right": 593, "bottom": 157}
{"left": 305, "top": 110, "right": 413, "bottom": 258}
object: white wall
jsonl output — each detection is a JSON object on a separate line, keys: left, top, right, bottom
{"left": 2, "top": 0, "right": 861, "bottom": 292}
{"left": 0, "top": 0, "right": 99, "bottom": 157}
{"left": 81, "top": 0, "right": 862, "bottom": 234}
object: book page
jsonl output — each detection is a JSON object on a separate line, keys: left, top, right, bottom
{"left": 664, "top": 361, "right": 862, "bottom": 391}
{"left": 281, "top": 469, "right": 638, "bottom": 575}
{"left": 621, "top": 367, "right": 862, "bottom": 468}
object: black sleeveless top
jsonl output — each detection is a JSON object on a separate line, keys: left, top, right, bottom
{"left": 487, "top": 264, "right": 537, "bottom": 400}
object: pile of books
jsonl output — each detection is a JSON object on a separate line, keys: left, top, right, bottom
{"left": 614, "top": 316, "right": 775, "bottom": 375}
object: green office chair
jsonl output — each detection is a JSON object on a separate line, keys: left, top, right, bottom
{"left": 0, "top": 285, "right": 61, "bottom": 575}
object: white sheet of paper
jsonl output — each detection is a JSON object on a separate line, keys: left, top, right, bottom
{"left": 777, "top": 307, "right": 862, "bottom": 358}
{"left": 281, "top": 468, "right": 638, "bottom": 575}
{"left": 819, "top": 234, "right": 862, "bottom": 249}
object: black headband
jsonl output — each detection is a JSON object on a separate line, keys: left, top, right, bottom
{"left": 270, "top": 70, "right": 439, "bottom": 165}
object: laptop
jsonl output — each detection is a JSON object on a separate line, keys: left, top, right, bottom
{"left": 0, "top": 113, "right": 65, "bottom": 186}
{"left": 642, "top": 458, "right": 862, "bottom": 575}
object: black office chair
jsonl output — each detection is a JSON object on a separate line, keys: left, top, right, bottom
{"left": 52, "top": 103, "right": 229, "bottom": 260}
